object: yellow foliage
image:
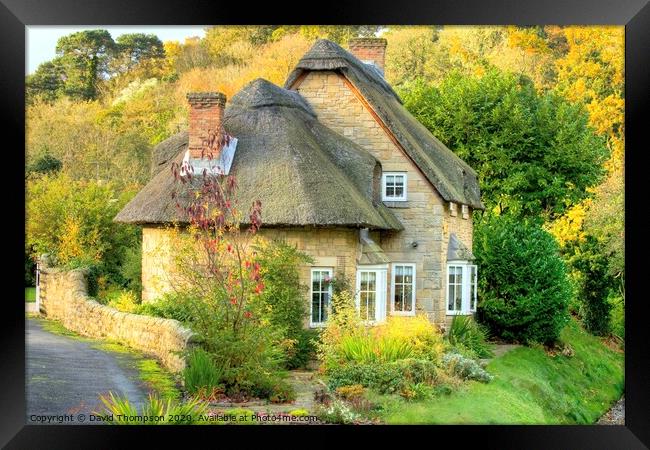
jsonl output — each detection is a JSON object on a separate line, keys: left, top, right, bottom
{"left": 546, "top": 200, "right": 591, "bottom": 247}
{"left": 373, "top": 315, "right": 445, "bottom": 361}
{"left": 108, "top": 290, "right": 140, "bottom": 313}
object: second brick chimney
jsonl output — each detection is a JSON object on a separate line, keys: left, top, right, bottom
{"left": 187, "top": 92, "right": 227, "bottom": 159}
{"left": 348, "top": 38, "right": 388, "bottom": 76}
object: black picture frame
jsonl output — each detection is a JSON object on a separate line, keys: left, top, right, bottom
{"left": 2, "top": 0, "right": 648, "bottom": 447}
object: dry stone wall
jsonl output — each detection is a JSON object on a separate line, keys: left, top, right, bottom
{"left": 39, "top": 262, "right": 196, "bottom": 373}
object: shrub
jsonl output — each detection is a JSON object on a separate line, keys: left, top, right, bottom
{"left": 254, "top": 239, "right": 313, "bottom": 336}
{"left": 316, "top": 397, "right": 360, "bottom": 424}
{"left": 285, "top": 328, "right": 319, "bottom": 370}
{"left": 119, "top": 244, "right": 142, "bottom": 296}
{"left": 335, "top": 384, "right": 366, "bottom": 400}
{"left": 609, "top": 294, "right": 624, "bottom": 340}
{"left": 137, "top": 291, "right": 202, "bottom": 324}
{"left": 475, "top": 215, "right": 571, "bottom": 344}
{"left": 97, "top": 392, "right": 208, "bottom": 425}
{"left": 183, "top": 347, "right": 224, "bottom": 397}
{"left": 107, "top": 290, "right": 140, "bottom": 313}
{"left": 400, "top": 382, "right": 436, "bottom": 401}
{"left": 337, "top": 334, "right": 413, "bottom": 364}
{"left": 327, "top": 362, "right": 404, "bottom": 394}
{"left": 26, "top": 173, "right": 139, "bottom": 285}
{"left": 447, "top": 315, "right": 494, "bottom": 358}
{"left": 394, "top": 358, "right": 439, "bottom": 385}
{"left": 375, "top": 315, "right": 445, "bottom": 361}
{"left": 568, "top": 236, "right": 614, "bottom": 336}
{"left": 318, "top": 295, "right": 445, "bottom": 370}
{"left": 442, "top": 352, "right": 493, "bottom": 383}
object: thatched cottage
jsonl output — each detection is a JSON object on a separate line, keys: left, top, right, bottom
{"left": 115, "top": 38, "right": 483, "bottom": 329}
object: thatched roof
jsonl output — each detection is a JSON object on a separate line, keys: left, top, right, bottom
{"left": 285, "top": 39, "right": 484, "bottom": 210}
{"left": 115, "top": 79, "right": 403, "bottom": 231}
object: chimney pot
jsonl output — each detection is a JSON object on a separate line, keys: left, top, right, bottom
{"left": 348, "top": 38, "right": 388, "bottom": 76}
{"left": 186, "top": 92, "right": 227, "bottom": 159}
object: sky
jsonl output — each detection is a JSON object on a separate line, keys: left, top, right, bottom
{"left": 26, "top": 26, "right": 207, "bottom": 74}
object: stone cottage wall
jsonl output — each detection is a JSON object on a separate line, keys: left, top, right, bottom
{"left": 292, "top": 71, "right": 449, "bottom": 325}
{"left": 39, "top": 263, "right": 195, "bottom": 373}
{"left": 140, "top": 225, "right": 360, "bottom": 328}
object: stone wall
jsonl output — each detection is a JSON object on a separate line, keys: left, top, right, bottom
{"left": 39, "top": 263, "right": 196, "bottom": 373}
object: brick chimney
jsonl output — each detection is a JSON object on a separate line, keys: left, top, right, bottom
{"left": 186, "top": 92, "right": 227, "bottom": 159}
{"left": 348, "top": 38, "right": 388, "bottom": 75}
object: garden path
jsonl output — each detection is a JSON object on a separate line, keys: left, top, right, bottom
{"left": 26, "top": 318, "right": 149, "bottom": 424}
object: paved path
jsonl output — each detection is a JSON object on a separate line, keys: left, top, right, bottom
{"left": 597, "top": 396, "right": 625, "bottom": 425}
{"left": 26, "top": 318, "right": 149, "bottom": 424}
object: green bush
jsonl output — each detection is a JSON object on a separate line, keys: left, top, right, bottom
{"left": 26, "top": 172, "right": 140, "bottom": 286}
{"left": 286, "top": 328, "right": 319, "bottom": 370}
{"left": 327, "top": 359, "right": 440, "bottom": 395}
{"left": 327, "top": 362, "right": 404, "bottom": 394}
{"left": 119, "top": 244, "right": 142, "bottom": 297}
{"left": 254, "top": 239, "right": 313, "bottom": 369}
{"left": 447, "top": 315, "right": 494, "bottom": 358}
{"left": 137, "top": 292, "right": 202, "bottom": 324}
{"left": 475, "top": 215, "right": 571, "bottom": 344}
{"left": 183, "top": 347, "right": 224, "bottom": 396}
{"left": 609, "top": 294, "right": 624, "bottom": 340}
{"left": 568, "top": 236, "right": 614, "bottom": 336}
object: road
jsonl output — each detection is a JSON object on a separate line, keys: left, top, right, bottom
{"left": 26, "top": 318, "right": 149, "bottom": 424}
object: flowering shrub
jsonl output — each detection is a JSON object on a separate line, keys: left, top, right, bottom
{"left": 442, "top": 352, "right": 493, "bottom": 383}
{"left": 318, "top": 295, "right": 445, "bottom": 370}
{"left": 164, "top": 158, "right": 293, "bottom": 400}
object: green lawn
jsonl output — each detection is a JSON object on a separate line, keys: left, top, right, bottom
{"left": 372, "top": 319, "right": 624, "bottom": 424}
{"left": 25, "top": 287, "right": 36, "bottom": 302}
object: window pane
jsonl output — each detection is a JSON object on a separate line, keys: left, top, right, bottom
{"left": 395, "top": 285, "right": 404, "bottom": 311}
{"left": 367, "top": 272, "right": 376, "bottom": 291}
{"left": 455, "top": 282, "right": 462, "bottom": 311}
{"left": 403, "top": 266, "right": 413, "bottom": 283}
{"left": 386, "top": 186, "right": 395, "bottom": 196}
{"left": 404, "top": 285, "right": 413, "bottom": 311}
{"left": 386, "top": 175, "right": 394, "bottom": 184}
{"left": 394, "top": 185, "right": 404, "bottom": 197}
{"left": 448, "top": 284, "right": 455, "bottom": 310}
{"left": 322, "top": 293, "right": 329, "bottom": 321}
{"left": 312, "top": 294, "right": 320, "bottom": 322}
{"left": 455, "top": 269, "right": 463, "bottom": 285}
{"left": 367, "top": 292, "right": 375, "bottom": 319}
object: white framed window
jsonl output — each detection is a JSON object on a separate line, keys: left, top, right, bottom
{"left": 356, "top": 265, "right": 388, "bottom": 323}
{"left": 446, "top": 263, "right": 477, "bottom": 315}
{"left": 381, "top": 172, "right": 407, "bottom": 201}
{"left": 310, "top": 268, "right": 333, "bottom": 327}
{"left": 390, "top": 263, "right": 416, "bottom": 315}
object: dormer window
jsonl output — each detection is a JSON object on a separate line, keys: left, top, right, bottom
{"left": 382, "top": 172, "right": 407, "bottom": 202}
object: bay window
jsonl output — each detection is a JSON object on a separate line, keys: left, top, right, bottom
{"left": 446, "top": 263, "right": 477, "bottom": 315}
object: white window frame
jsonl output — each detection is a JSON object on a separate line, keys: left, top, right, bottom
{"left": 355, "top": 265, "right": 388, "bottom": 324}
{"left": 310, "top": 267, "right": 333, "bottom": 328}
{"left": 446, "top": 262, "right": 478, "bottom": 315}
{"left": 390, "top": 263, "right": 416, "bottom": 316}
{"left": 381, "top": 172, "right": 407, "bottom": 202}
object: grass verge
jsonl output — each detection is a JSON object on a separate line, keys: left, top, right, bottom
{"left": 372, "top": 319, "right": 623, "bottom": 424}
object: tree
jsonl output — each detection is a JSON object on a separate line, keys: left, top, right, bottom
{"left": 111, "top": 33, "right": 165, "bottom": 79}
{"left": 55, "top": 29, "right": 116, "bottom": 100}
{"left": 400, "top": 69, "right": 608, "bottom": 219}
{"left": 26, "top": 59, "right": 66, "bottom": 103}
